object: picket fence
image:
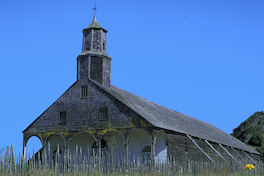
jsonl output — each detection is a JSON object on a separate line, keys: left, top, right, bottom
{"left": 0, "top": 144, "right": 263, "bottom": 175}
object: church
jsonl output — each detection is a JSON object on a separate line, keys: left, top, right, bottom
{"left": 23, "top": 7, "right": 260, "bottom": 165}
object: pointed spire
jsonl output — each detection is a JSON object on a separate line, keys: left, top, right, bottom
{"left": 88, "top": 16, "right": 101, "bottom": 28}
{"left": 86, "top": 4, "right": 102, "bottom": 29}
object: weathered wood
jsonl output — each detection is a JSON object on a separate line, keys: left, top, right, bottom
{"left": 33, "top": 146, "right": 35, "bottom": 170}
{"left": 38, "top": 150, "right": 41, "bottom": 169}
{"left": 187, "top": 135, "right": 215, "bottom": 164}
{"left": 11, "top": 145, "right": 16, "bottom": 174}
{"left": 219, "top": 143, "right": 239, "bottom": 164}
{"left": 5, "top": 146, "right": 9, "bottom": 173}
{"left": 1, "top": 148, "right": 3, "bottom": 171}
{"left": 231, "top": 147, "right": 244, "bottom": 161}
{"left": 205, "top": 140, "right": 227, "bottom": 162}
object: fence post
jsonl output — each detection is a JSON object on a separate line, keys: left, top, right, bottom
{"left": 63, "top": 152, "right": 66, "bottom": 174}
{"left": 18, "top": 153, "right": 21, "bottom": 173}
{"left": 1, "top": 148, "right": 4, "bottom": 171}
{"left": 28, "top": 151, "right": 31, "bottom": 171}
{"left": 10, "top": 146, "right": 13, "bottom": 174}
{"left": 80, "top": 145, "right": 82, "bottom": 172}
{"left": 24, "top": 149, "right": 27, "bottom": 174}
{"left": 5, "top": 146, "right": 9, "bottom": 173}
{"left": 68, "top": 151, "right": 71, "bottom": 172}
{"left": 43, "top": 146, "right": 47, "bottom": 170}
{"left": 55, "top": 143, "right": 59, "bottom": 174}
{"left": 38, "top": 150, "right": 41, "bottom": 170}
{"left": 11, "top": 145, "right": 16, "bottom": 174}
{"left": 32, "top": 146, "right": 35, "bottom": 170}
{"left": 98, "top": 140, "right": 101, "bottom": 173}
{"left": 75, "top": 144, "right": 78, "bottom": 173}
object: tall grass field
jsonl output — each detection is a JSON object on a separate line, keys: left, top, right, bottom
{"left": 0, "top": 145, "right": 263, "bottom": 175}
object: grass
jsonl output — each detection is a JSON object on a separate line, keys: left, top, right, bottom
{"left": 0, "top": 166, "right": 263, "bottom": 176}
{"left": 1, "top": 144, "right": 263, "bottom": 176}
{"left": 0, "top": 171, "right": 263, "bottom": 176}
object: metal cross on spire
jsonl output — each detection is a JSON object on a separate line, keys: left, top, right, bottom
{"left": 93, "top": 4, "right": 98, "bottom": 17}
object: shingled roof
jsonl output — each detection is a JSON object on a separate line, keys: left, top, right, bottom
{"left": 90, "top": 80, "right": 258, "bottom": 154}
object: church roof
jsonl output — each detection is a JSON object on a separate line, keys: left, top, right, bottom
{"left": 90, "top": 80, "right": 258, "bottom": 154}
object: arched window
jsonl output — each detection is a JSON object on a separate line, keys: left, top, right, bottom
{"left": 142, "top": 146, "right": 151, "bottom": 162}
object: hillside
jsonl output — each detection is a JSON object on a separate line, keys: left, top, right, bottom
{"left": 232, "top": 111, "right": 264, "bottom": 160}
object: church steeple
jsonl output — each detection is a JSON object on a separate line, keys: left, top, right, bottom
{"left": 85, "top": 4, "right": 101, "bottom": 29}
{"left": 82, "top": 4, "right": 108, "bottom": 53}
{"left": 77, "top": 4, "right": 111, "bottom": 88}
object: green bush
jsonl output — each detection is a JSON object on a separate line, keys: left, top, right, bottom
{"left": 256, "top": 146, "right": 264, "bottom": 161}
{"left": 249, "top": 130, "right": 263, "bottom": 146}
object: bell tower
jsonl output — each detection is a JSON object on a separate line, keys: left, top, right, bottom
{"left": 77, "top": 4, "right": 111, "bottom": 88}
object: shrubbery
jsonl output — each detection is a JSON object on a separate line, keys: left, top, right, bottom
{"left": 232, "top": 111, "right": 264, "bottom": 160}
{"left": 256, "top": 146, "right": 264, "bottom": 161}
{"left": 248, "top": 129, "right": 263, "bottom": 146}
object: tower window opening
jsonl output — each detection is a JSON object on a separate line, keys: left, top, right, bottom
{"left": 81, "top": 86, "right": 88, "bottom": 98}
{"left": 60, "top": 111, "right": 67, "bottom": 124}
{"left": 85, "top": 42, "right": 90, "bottom": 50}
{"left": 100, "top": 107, "right": 108, "bottom": 120}
{"left": 103, "top": 43, "right": 105, "bottom": 50}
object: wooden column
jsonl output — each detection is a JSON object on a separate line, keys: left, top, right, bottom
{"left": 22, "top": 133, "right": 27, "bottom": 161}
{"left": 124, "top": 133, "right": 129, "bottom": 165}
{"left": 151, "top": 130, "right": 157, "bottom": 165}
{"left": 98, "top": 139, "right": 101, "bottom": 168}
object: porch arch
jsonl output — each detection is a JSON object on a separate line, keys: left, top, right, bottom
{"left": 102, "top": 130, "right": 125, "bottom": 158}
{"left": 155, "top": 130, "right": 168, "bottom": 161}
{"left": 23, "top": 134, "right": 44, "bottom": 157}
{"left": 24, "top": 134, "right": 44, "bottom": 149}
{"left": 69, "top": 132, "right": 96, "bottom": 157}
{"left": 46, "top": 134, "right": 66, "bottom": 163}
{"left": 128, "top": 128, "right": 152, "bottom": 162}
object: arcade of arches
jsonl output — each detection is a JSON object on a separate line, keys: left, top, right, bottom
{"left": 23, "top": 129, "right": 168, "bottom": 162}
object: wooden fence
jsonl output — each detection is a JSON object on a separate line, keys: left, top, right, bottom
{"left": 0, "top": 144, "right": 263, "bottom": 175}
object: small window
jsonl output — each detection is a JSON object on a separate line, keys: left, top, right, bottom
{"left": 103, "top": 43, "right": 105, "bottom": 50}
{"left": 60, "top": 111, "right": 67, "bottom": 124}
{"left": 80, "top": 86, "right": 88, "bottom": 98}
{"left": 100, "top": 107, "right": 108, "bottom": 120}
{"left": 85, "top": 42, "right": 90, "bottom": 50}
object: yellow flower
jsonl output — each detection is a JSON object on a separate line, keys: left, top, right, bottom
{"left": 245, "top": 164, "right": 255, "bottom": 170}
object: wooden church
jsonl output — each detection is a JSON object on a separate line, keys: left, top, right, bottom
{"left": 23, "top": 7, "right": 260, "bottom": 164}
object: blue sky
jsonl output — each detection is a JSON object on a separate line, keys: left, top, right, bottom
{"left": 0, "top": 0, "right": 263, "bottom": 156}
